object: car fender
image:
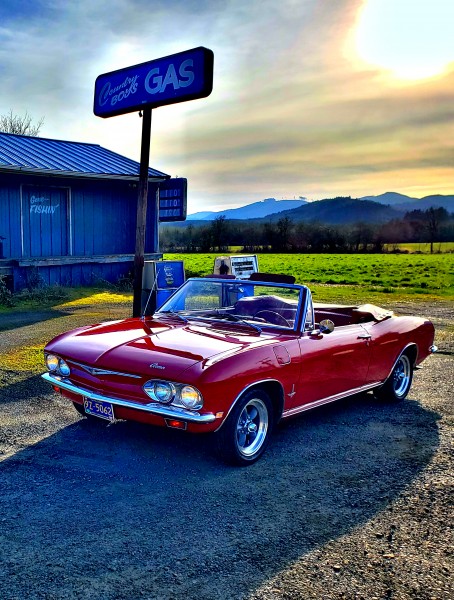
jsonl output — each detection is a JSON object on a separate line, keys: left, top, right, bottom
{"left": 213, "top": 378, "right": 285, "bottom": 432}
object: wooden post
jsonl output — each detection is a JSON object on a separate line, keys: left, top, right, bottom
{"left": 133, "top": 107, "right": 152, "bottom": 318}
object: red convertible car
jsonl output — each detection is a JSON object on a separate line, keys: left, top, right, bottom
{"left": 42, "top": 275, "right": 436, "bottom": 465}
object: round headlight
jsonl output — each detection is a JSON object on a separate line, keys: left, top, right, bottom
{"left": 46, "top": 354, "right": 59, "bottom": 372}
{"left": 180, "top": 385, "right": 203, "bottom": 410}
{"left": 154, "top": 381, "right": 175, "bottom": 404}
{"left": 58, "top": 359, "right": 71, "bottom": 377}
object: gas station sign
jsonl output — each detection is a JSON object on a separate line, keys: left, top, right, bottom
{"left": 158, "top": 178, "right": 187, "bottom": 222}
{"left": 94, "top": 47, "right": 213, "bottom": 118}
{"left": 94, "top": 47, "right": 213, "bottom": 316}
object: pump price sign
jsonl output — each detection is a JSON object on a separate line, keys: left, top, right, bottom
{"left": 94, "top": 47, "right": 213, "bottom": 118}
{"left": 158, "top": 178, "right": 187, "bottom": 222}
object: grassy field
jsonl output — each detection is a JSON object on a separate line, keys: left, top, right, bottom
{"left": 165, "top": 252, "right": 454, "bottom": 304}
{"left": 383, "top": 242, "right": 454, "bottom": 253}
{"left": 1, "top": 253, "right": 452, "bottom": 374}
{"left": 0, "top": 252, "right": 452, "bottom": 317}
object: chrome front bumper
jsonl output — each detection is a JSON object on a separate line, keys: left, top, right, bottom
{"left": 41, "top": 372, "right": 216, "bottom": 424}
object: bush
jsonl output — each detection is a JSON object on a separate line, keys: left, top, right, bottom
{"left": 0, "top": 276, "right": 13, "bottom": 307}
{"left": 17, "top": 285, "right": 69, "bottom": 304}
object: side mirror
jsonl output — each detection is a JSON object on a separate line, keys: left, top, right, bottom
{"left": 319, "top": 319, "right": 335, "bottom": 334}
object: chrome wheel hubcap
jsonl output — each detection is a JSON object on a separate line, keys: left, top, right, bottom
{"left": 392, "top": 355, "right": 411, "bottom": 398}
{"left": 236, "top": 398, "right": 268, "bottom": 457}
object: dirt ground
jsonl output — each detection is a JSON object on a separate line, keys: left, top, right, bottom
{"left": 0, "top": 299, "right": 452, "bottom": 600}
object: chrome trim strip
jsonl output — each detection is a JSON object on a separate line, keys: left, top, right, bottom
{"left": 69, "top": 360, "right": 142, "bottom": 379}
{"left": 214, "top": 378, "right": 284, "bottom": 432}
{"left": 384, "top": 343, "right": 418, "bottom": 381}
{"left": 41, "top": 372, "right": 216, "bottom": 424}
{"left": 281, "top": 382, "right": 383, "bottom": 418}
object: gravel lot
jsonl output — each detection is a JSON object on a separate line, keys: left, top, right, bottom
{"left": 0, "top": 300, "right": 452, "bottom": 600}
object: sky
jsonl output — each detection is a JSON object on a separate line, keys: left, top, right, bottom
{"left": 0, "top": 0, "right": 453, "bottom": 212}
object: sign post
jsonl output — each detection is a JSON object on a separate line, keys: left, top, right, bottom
{"left": 133, "top": 107, "right": 152, "bottom": 318}
{"left": 94, "top": 47, "right": 213, "bottom": 317}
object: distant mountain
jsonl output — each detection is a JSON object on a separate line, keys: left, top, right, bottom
{"left": 360, "top": 192, "right": 418, "bottom": 206}
{"left": 395, "top": 195, "right": 454, "bottom": 213}
{"left": 260, "top": 197, "right": 401, "bottom": 225}
{"left": 188, "top": 197, "right": 307, "bottom": 221}
{"left": 181, "top": 193, "right": 453, "bottom": 228}
{"left": 188, "top": 211, "right": 216, "bottom": 220}
{"left": 361, "top": 192, "right": 454, "bottom": 213}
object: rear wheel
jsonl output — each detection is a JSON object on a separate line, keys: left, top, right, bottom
{"left": 374, "top": 352, "right": 413, "bottom": 402}
{"left": 215, "top": 388, "right": 273, "bottom": 466}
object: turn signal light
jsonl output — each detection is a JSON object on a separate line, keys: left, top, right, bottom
{"left": 165, "top": 419, "right": 187, "bottom": 430}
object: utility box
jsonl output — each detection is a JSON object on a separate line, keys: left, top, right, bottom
{"left": 142, "top": 260, "right": 185, "bottom": 315}
{"left": 213, "top": 255, "right": 258, "bottom": 279}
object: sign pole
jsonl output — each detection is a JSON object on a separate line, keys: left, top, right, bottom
{"left": 94, "top": 46, "right": 213, "bottom": 317}
{"left": 133, "top": 107, "right": 152, "bottom": 318}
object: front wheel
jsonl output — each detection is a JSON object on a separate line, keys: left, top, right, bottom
{"left": 215, "top": 388, "right": 273, "bottom": 466}
{"left": 374, "top": 352, "right": 414, "bottom": 402}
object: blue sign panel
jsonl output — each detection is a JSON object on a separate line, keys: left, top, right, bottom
{"left": 155, "top": 261, "right": 185, "bottom": 289}
{"left": 94, "top": 47, "right": 214, "bottom": 118}
{"left": 158, "top": 178, "right": 187, "bottom": 222}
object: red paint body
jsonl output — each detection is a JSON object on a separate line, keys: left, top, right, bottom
{"left": 42, "top": 281, "right": 436, "bottom": 436}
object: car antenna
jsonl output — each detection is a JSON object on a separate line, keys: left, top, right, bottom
{"left": 141, "top": 276, "right": 159, "bottom": 320}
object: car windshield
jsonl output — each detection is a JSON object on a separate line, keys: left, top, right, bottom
{"left": 155, "top": 279, "right": 306, "bottom": 331}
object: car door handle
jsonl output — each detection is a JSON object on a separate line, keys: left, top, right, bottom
{"left": 357, "top": 333, "right": 372, "bottom": 339}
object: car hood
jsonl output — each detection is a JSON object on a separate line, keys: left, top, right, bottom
{"left": 45, "top": 316, "right": 279, "bottom": 379}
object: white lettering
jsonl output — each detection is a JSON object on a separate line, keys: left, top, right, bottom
{"left": 99, "top": 82, "right": 111, "bottom": 107}
{"left": 30, "top": 195, "right": 50, "bottom": 204}
{"left": 98, "top": 75, "right": 139, "bottom": 107}
{"left": 30, "top": 203, "right": 59, "bottom": 214}
{"left": 145, "top": 68, "right": 162, "bottom": 94}
{"left": 178, "top": 59, "right": 194, "bottom": 88}
{"left": 145, "top": 61, "right": 195, "bottom": 96}
{"left": 160, "top": 63, "right": 180, "bottom": 92}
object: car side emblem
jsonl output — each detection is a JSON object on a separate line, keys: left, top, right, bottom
{"left": 150, "top": 363, "right": 166, "bottom": 370}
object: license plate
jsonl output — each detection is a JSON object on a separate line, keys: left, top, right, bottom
{"left": 83, "top": 398, "right": 115, "bottom": 421}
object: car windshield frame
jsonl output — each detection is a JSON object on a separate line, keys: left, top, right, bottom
{"left": 155, "top": 277, "right": 310, "bottom": 333}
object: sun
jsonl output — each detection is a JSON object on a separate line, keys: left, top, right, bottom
{"left": 355, "top": 0, "right": 454, "bottom": 81}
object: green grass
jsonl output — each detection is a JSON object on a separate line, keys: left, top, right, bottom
{"left": 0, "top": 344, "right": 45, "bottom": 373}
{"left": 1, "top": 254, "right": 452, "bottom": 375}
{"left": 1, "top": 253, "right": 452, "bottom": 317}
{"left": 166, "top": 252, "right": 454, "bottom": 303}
{"left": 0, "top": 286, "right": 132, "bottom": 314}
{"left": 384, "top": 242, "right": 454, "bottom": 253}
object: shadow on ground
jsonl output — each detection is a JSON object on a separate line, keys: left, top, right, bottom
{"left": 0, "top": 309, "right": 70, "bottom": 332}
{"left": 0, "top": 381, "right": 440, "bottom": 600}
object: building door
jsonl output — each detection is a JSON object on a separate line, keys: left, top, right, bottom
{"left": 21, "top": 185, "right": 69, "bottom": 257}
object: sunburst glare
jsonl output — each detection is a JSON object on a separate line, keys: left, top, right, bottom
{"left": 355, "top": 0, "right": 454, "bottom": 81}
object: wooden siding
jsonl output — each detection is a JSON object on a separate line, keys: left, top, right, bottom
{"left": 0, "top": 174, "right": 152, "bottom": 259}
{"left": 71, "top": 179, "right": 138, "bottom": 256}
{"left": 1, "top": 172, "right": 161, "bottom": 290}
{"left": 12, "top": 261, "right": 134, "bottom": 290}
{"left": 21, "top": 184, "right": 69, "bottom": 257}
{"left": 0, "top": 178, "right": 22, "bottom": 258}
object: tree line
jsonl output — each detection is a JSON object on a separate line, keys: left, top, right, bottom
{"left": 160, "top": 207, "right": 453, "bottom": 254}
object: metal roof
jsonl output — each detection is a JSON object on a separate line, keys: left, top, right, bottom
{"left": 0, "top": 132, "right": 169, "bottom": 181}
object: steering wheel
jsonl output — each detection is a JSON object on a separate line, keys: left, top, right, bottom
{"left": 253, "top": 310, "right": 291, "bottom": 327}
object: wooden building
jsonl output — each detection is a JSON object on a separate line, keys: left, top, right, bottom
{"left": 0, "top": 132, "right": 169, "bottom": 290}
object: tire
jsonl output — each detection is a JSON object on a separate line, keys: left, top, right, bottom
{"left": 374, "top": 352, "right": 414, "bottom": 402}
{"left": 215, "top": 388, "right": 273, "bottom": 466}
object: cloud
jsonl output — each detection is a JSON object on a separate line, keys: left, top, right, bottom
{"left": 0, "top": 0, "right": 452, "bottom": 210}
